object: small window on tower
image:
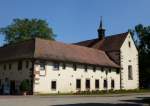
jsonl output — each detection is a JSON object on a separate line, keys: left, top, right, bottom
{"left": 128, "top": 41, "right": 131, "bottom": 48}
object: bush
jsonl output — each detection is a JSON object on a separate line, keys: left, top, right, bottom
{"left": 20, "top": 79, "right": 30, "bottom": 92}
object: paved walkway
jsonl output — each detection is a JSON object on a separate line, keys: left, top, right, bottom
{"left": 0, "top": 93, "right": 150, "bottom": 106}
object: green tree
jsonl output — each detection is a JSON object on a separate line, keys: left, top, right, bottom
{"left": 20, "top": 79, "right": 31, "bottom": 92}
{"left": 133, "top": 24, "right": 150, "bottom": 88}
{"left": 0, "top": 18, "right": 55, "bottom": 44}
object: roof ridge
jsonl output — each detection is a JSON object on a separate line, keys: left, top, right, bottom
{"left": 0, "top": 38, "right": 35, "bottom": 49}
{"left": 35, "top": 37, "right": 107, "bottom": 54}
{"left": 75, "top": 31, "right": 128, "bottom": 44}
{"left": 105, "top": 31, "right": 128, "bottom": 38}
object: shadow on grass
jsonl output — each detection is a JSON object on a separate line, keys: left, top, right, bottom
{"left": 52, "top": 103, "right": 141, "bottom": 106}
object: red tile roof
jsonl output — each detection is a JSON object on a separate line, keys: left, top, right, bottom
{"left": 0, "top": 40, "right": 35, "bottom": 62}
{"left": 0, "top": 38, "right": 120, "bottom": 68}
{"left": 75, "top": 32, "right": 129, "bottom": 65}
{"left": 75, "top": 32, "right": 128, "bottom": 51}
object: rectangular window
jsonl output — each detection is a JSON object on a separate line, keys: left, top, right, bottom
{"left": 0, "top": 79, "right": 1, "bottom": 92}
{"left": 76, "top": 79, "right": 81, "bottom": 89}
{"left": 9, "top": 64, "right": 11, "bottom": 70}
{"left": 128, "top": 65, "right": 133, "bottom": 80}
{"left": 101, "top": 67, "right": 104, "bottom": 72}
{"left": 86, "top": 79, "right": 90, "bottom": 89}
{"left": 104, "top": 79, "right": 107, "bottom": 88}
{"left": 62, "top": 63, "right": 66, "bottom": 69}
{"left": 109, "top": 68, "right": 111, "bottom": 73}
{"left": 26, "top": 61, "right": 29, "bottom": 68}
{"left": 40, "top": 62, "right": 45, "bottom": 71}
{"left": 51, "top": 81, "right": 56, "bottom": 90}
{"left": 18, "top": 61, "right": 22, "bottom": 71}
{"left": 111, "top": 79, "right": 115, "bottom": 89}
{"left": 73, "top": 64, "right": 77, "bottom": 71}
{"left": 85, "top": 65, "right": 87, "bottom": 72}
{"left": 0, "top": 79, "right": 1, "bottom": 87}
{"left": 116, "top": 69, "right": 120, "bottom": 74}
{"left": 53, "top": 62, "right": 59, "bottom": 70}
{"left": 95, "top": 79, "right": 99, "bottom": 89}
{"left": 3, "top": 64, "right": 6, "bottom": 71}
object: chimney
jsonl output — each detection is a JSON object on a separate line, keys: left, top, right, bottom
{"left": 97, "top": 17, "right": 105, "bottom": 40}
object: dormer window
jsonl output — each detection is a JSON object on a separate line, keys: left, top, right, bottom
{"left": 53, "top": 62, "right": 59, "bottom": 70}
{"left": 62, "top": 63, "right": 66, "bottom": 69}
{"left": 73, "top": 64, "right": 77, "bottom": 71}
{"left": 40, "top": 62, "right": 45, "bottom": 71}
{"left": 84, "top": 65, "right": 87, "bottom": 72}
{"left": 101, "top": 67, "right": 104, "bottom": 72}
{"left": 93, "top": 67, "right": 96, "bottom": 72}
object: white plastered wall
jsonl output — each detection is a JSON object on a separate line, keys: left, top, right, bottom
{"left": 120, "top": 33, "right": 139, "bottom": 89}
{"left": 33, "top": 61, "right": 120, "bottom": 94}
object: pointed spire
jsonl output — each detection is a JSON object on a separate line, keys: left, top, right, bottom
{"left": 97, "top": 16, "right": 105, "bottom": 40}
{"left": 99, "top": 16, "right": 103, "bottom": 29}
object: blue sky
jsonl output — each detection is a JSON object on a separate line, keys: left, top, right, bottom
{"left": 0, "top": 0, "right": 150, "bottom": 45}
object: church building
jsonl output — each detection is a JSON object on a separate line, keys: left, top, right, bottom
{"left": 0, "top": 20, "right": 139, "bottom": 95}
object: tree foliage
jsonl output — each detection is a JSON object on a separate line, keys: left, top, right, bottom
{"left": 0, "top": 18, "right": 55, "bottom": 44}
{"left": 133, "top": 24, "right": 150, "bottom": 88}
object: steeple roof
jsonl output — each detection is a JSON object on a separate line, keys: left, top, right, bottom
{"left": 97, "top": 17, "right": 105, "bottom": 39}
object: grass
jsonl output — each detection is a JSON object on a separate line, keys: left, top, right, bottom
{"left": 37, "top": 89, "right": 150, "bottom": 96}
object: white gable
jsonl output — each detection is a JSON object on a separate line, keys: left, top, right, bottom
{"left": 120, "top": 33, "right": 139, "bottom": 89}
